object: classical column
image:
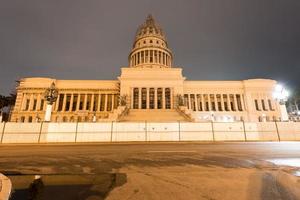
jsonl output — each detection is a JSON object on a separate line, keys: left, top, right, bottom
{"left": 69, "top": 94, "right": 74, "bottom": 112}
{"left": 104, "top": 94, "right": 108, "bottom": 111}
{"left": 162, "top": 88, "right": 166, "bottom": 109}
{"left": 208, "top": 94, "right": 211, "bottom": 111}
{"left": 97, "top": 93, "right": 101, "bottom": 111}
{"left": 131, "top": 88, "right": 134, "bottom": 109}
{"left": 138, "top": 88, "right": 142, "bottom": 109}
{"left": 83, "top": 94, "right": 88, "bottom": 110}
{"left": 20, "top": 93, "right": 26, "bottom": 111}
{"left": 76, "top": 94, "right": 81, "bottom": 111}
{"left": 111, "top": 94, "right": 114, "bottom": 111}
{"left": 28, "top": 94, "right": 34, "bottom": 111}
{"left": 233, "top": 94, "right": 238, "bottom": 111}
{"left": 195, "top": 94, "right": 199, "bottom": 111}
{"left": 241, "top": 94, "right": 245, "bottom": 111}
{"left": 200, "top": 94, "right": 204, "bottom": 111}
{"left": 214, "top": 94, "right": 218, "bottom": 111}
{"left": 62, "top": 94, "right": 67, "bottom": 112}
{"left": 55, "top": 94, "right": 60, "bottom": 111}
{"left": 146, "top": 88, "right": 150, "bottom": 109}
{"left": 188, "top": 94, "right": 191, "bottom": 110}
{"left": 170, "top": 88, "right": 173, "bottom": 109}
{"left": 227, "top": 94, "right": 231, "bottom": 111}
{"left": 154, "top": 88, "right": 158, "bottom": 109}
{"left": 36, "top": 94, "right": 41, "bottom": 111}
{"left": 221, "top": 94, "right": 224, "bottom": 111}
{"left": 90, "top": 94, "right": 94, "bottom": 111}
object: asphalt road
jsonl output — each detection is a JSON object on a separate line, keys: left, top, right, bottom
{"left": 1, "top": 142, "right": 300, "bottom": 200}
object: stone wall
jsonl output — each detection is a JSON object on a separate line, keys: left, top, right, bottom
{"left": 1, "top": 122, "right": 300, "bottom": 143}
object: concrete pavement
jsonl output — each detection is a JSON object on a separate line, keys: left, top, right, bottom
{"left": 1, "top": 142, "right": 300, "bottom": 200}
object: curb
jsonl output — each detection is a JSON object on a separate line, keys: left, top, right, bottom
{"left": 0, "top": 173, "right": 12, "bottom": 200}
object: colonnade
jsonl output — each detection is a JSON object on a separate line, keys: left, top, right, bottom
{"left": 20, "top": 92, "right": 118, "bottom": 113}
{"left": 184, "top": 93, "right": 246, "bottom": 112}
{"left": 130, "top": 49, "right": 171, "bottom": 67}
{"left": 131, "top": 87, "right": 173, "bottom": 109}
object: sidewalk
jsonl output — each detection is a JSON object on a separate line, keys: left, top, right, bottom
{"left": 0, "top": 173, "right": 11, "bottom": 200}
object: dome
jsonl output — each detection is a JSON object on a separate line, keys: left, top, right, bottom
{"left": 135, "top": 14, "right": 166, "bottom": 41}
{"left": 129, "top": 15, "right": 173, "bottom": 68}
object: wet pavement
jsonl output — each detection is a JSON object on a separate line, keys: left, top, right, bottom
{"left": 0, "top": 142, "right": 300, "bottom": 200}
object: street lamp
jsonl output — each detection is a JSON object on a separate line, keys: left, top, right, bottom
{"left": 273, "top": 84, "right": 289, "bottom": 121}
{"left": 44, "top": 82, "right": 58, "bottom": 122}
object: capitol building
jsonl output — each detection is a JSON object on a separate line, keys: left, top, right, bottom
{"left": 10, "top": 15, "right": 283, "bottom": 123}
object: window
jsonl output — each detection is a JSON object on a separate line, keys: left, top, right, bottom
{"left": 236, "top": 95, "right": 243, "bottom": 111}
{"left": 230, "top": 95, "right": 235, "bottom": 111}
{"left": 217, "top": 94, "right": 222, "bottom": 111}
{"left": 197, "top": 94, "right": 202, "bottom": 111}
{"left": 210, "top": 94, "right": 216, "bottom": 111}
{"left": 32, "top": 99, "right": 37, "bottom": 111}
{"left": 86, "top": 94, "right": 92, "bottom": 110}
{"left": 40, "top": 99, "right": 44, "bottom": 111}
{"left": 150, "top": 50, "right": 153, "bottom": 62}
{"left": 150, "top": 40, "right": 153, "bottom": 43}
{"left": 223, "top": 94, "right": 229, "bottom": 111}
{"left": 25, "top": 99, "right": 30, "bottom": 111}
{"left": 100, "top": 94, "right": 106, "bottom": 111}
{"left": 58, "top": 94, "right": 64, "bottom": 111}
{"left": 184, "top": 94, "right": 189, "bottom": 108}
{"left": 79, "top": 95, "right": 84, "bottom": 110}
{"left": 165, "top": 88, "right": 171, "bottom": 109}
{"left": 190, "top": 94, "right": 196, "bottom": 111}
{"left": 142, "top": 88, "right": 147, "bottom": 109}
{"left": 107, "top": 94, "right": 112, "bottom": 111}
{"left": 255, "top": 100, "right": 260, "bottom": 111}
{"left": 157, "top": 88, "right": 163, "bottom": 109}
{"left": 28, "top": 116, "right": 33, "bottom": 123}
{"left": 149, "top": 88, "right": 155, "bottom": 109}
{"left": 114, "top": 94, "right": 118, "bottom": 109}
{"left": 65, "top": 94, "right": 71, "bottom": 111}
{"left": 133, "top": 88, "right": 139, "bottom": 109}
{"left": 72, "top": 95, "right": 78, "bottom": 111}
{"left": 93, "top": 95, "right": 99, "bottom": 111}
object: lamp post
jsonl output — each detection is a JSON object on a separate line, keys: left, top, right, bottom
{"left": 273, "top": 84, "right": 289, "bottom": 121}
{"left": 44, "top": 82, "right": 58, "bottom": 122}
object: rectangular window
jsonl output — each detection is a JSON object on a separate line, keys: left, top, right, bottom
{"left": 190, "top": 94, "right": 196, "bottom": 111}
{"left": 223, "top": 94, "right": 229, "bottom": 111}
{"left": 114, "top": 94, "right": 118, "bottom": 109}
{"left": 79, "top": 95, "right": 84, "bottom": 110}
{"left": 255, "top": 99, "right": 260, "bottom": 111}
{"left": 210, "top": 94, "right": 216, "bottom": 111}
{"left": 165, "top": 88, "right": 171, "bottom": 109}
{"left": 133, "top": 88, "right": 139, "bottom": 109}
{"left": 142, "top": 88, "right": 147, "bottom": 109}
{"left": 149, "top": 88, "right": 155, "bottom": 109}
{"left": 58, "top": 95, "right": 64, "bottom": 111}
{"left": 184, "top": 94, "right": 189, "bottom": 108}
{"left": 100, "top": 94, "right": 106, "bottom": 111}
{"left": 65, "top": 94, "right": 71, "bottom": 111}
{"left": 32, "top": 99, "right": 37, "bottom": 111}
{"left": 40, "top": 99, "right": 44, "bottom": 111}
{"left": 72, "top": 95, "right": 78, "bottom": 111}
{"left": 236, "top": 94, "right": 243, "bottom": 111}
{"left": 157, "top": 88, "right": 163, "bottom": 109}
{"left": 93, "top": 95, "right": 99, "bottom": 111}
{"left": 107, "top": 94, "right": 112, "bottom": 111}
{"left": 197, "top": 94, "right": 202, "bottom": 111}
{"left": 217, "top": 94, "right": 222, "bottom": 111}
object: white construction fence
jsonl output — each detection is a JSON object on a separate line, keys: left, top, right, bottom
{"left": 0, "top": 121, "right": 300, "bottom": 144}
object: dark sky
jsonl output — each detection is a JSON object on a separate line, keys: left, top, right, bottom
{"left": 0, "top": 0, "right": 300, "bottom": 95}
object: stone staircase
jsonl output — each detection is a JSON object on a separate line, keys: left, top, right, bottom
{"left": 119, "top": 109, "right": 190, "bottom": 122}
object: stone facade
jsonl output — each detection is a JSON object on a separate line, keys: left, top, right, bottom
{"left": 10, "top": 15, "right": 282, "bottom": 123}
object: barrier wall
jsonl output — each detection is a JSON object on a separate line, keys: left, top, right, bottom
{"left": 1, "top": 121, "right": 300, "bottom": 144}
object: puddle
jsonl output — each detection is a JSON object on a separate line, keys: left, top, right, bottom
{"left": 294, "top": 171, "right": 300, "bottom": 177}
{"left": 7, "top": 173, "right": 126, "bottom": 200}
{"left": 266, "top": 158, "right": 300, "bottom": 167}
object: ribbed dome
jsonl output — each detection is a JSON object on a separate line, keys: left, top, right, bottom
{"left": 129, "top": 15, "right": 173, "bottom": 68}
{"left": 135, "top": 14, "right": 165, "bottom": 41}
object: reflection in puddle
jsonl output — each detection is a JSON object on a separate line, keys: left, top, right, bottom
{"left": 8, "top": 173, "right": 126, "bottom": 200}
{"left": 266, "top": 158, "right": 300, "bottom": 167}
{"left": 294, "top": 171, "right": 300, "bottom": 177}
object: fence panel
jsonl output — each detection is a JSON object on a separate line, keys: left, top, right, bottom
{"left": 113, "top": 122, "right": 146, "bottom": 142}
{"left": 180, "top": 122, "right": 213, "bottom": 141}
{"left": 147, "top": 122, "right": 179, "bottom": 141}
{"left": 214, "top": 122, "right": 245, "bottom": 141}
{"left": 277, "top": 122, "right": 296, "bottom": 141}
{"left": 2, "top": 122, "right": 41, "bottom": 143}
{"left": 41, "top": 123, "right": 77, "bottom": 143}
{"left": 76, "top": 123, "right": 111, "bottom": 142}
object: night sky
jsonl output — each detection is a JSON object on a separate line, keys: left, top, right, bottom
{"left": 0, "top": 0, "right": 299, "bottom": 95}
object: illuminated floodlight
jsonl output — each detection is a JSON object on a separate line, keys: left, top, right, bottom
{"left": 273, "top": 83, "right": 289, "bottom": 121}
